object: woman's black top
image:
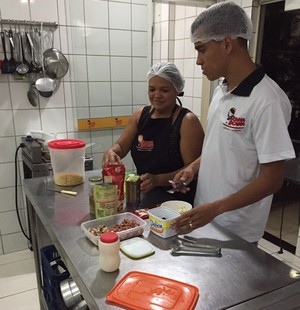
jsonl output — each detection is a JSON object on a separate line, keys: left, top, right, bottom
{"left": 130, "top": 105, "right": 197, "bottom": 207}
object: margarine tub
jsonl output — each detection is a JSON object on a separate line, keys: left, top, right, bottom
{"left": 148, "top": 206, "right": 180, "bottom": 238}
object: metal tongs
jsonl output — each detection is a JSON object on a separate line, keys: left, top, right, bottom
{"left": 170, "top": 236, "right": 222, "bottom": 257}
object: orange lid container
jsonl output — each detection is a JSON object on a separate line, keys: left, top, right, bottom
{"left": 106, "top": 271, "right": 199, "bottom": 309}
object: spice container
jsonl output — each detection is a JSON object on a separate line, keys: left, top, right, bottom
{"left": 88, "top": 176, "right": 102, "bottom": 215}
{"left": 99, "top": 232, "right": 120, "bottom": 272}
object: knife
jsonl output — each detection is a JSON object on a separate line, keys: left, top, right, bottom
{"left": 45, "top": 188, "right": 77, "bottom": 196}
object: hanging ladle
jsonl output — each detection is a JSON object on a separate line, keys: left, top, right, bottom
{"left": 0, "top": 31, "right": 10, "bottom": 74}
{"left": 16, "top": 32, "right": 29, "bottom": 75}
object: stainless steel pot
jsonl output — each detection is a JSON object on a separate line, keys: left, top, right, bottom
{"left": 60, "top": 278, "right": 83, "bottom": 308}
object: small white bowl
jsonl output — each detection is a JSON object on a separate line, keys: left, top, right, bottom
{"left": 160, "top": 200, "right": 192, "bottom": 214}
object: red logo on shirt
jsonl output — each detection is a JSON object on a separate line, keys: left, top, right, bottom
{"left": 223, "top": 107, "right": 245, "bottom": 130}
{"left": 136, "top": 135, "right": 154, "bottom": 151}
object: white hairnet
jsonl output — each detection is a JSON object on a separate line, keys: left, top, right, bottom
{"left": 147, "top": 62, "right": 185, "bottom": 94}
{"left": 191, "top": 1, "right": 253, "bottom": 44}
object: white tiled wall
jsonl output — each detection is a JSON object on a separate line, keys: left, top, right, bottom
{"left": 0, "top": 0, "right": 150, "bottom": 255}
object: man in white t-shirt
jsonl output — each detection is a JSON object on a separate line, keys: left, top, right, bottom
{"left": 172, "top": 1, "right": 295, "bottom": 243}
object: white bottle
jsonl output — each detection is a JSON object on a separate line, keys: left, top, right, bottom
{"left": 99, "top": 232, "right": 121, "bottom": 272}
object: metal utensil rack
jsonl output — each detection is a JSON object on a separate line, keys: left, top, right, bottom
{"left": 0, "top": 19, "right": 58, "bottom": 30}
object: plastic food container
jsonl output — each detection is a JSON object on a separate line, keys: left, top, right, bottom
{"left": 106, "top": 271, "right": 199, "bottom": 310}
{"left": 161, "top": 200, "right": 192, "bottom": 214}
{"left": 48, "top": 139, "right": 86, "bottom": 186}
{"left": 81, "top": 212, "right": 147, "bottom": 246}
{"left": 148, "top": 206, "right": 180, "bottom": 238}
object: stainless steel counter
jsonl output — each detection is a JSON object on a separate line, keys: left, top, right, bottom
{"left": 23, "top": 171, "right": 300, "bottom": 310}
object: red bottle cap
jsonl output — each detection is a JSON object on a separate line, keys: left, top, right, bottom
{"left": 100, "top": 232, "right": 119, "bottom": 243}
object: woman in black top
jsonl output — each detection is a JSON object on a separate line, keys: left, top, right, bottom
{"left": 102, "top": 62, "right": 205, "bottom": 208}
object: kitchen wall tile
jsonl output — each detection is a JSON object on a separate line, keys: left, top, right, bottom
{"left": 0, "top": 110, "right": 15, "bottom": 137}
{"left": 132, "top": 32, "right": 148, "bottom": 57}
{"left": 69, "top": 55, "right": 88, "bottom": 81}
{"left": 57, "top": 0, "right": 67, "bottom": 25}
{"left": 132, "top": 0, "right": 148, "bottom": 4}
{"left": 184, "top": 38, "right": 196, "bottom": 58}
{"left": 153, "top": 24, "right": 161, "bottom": 42}
{"left": 192, "top": 97, "right": 201, "bottom": 117}
{"left": 0, "top": 137, "right": 16, "bottom": 163}
{"left": 0, "top": 83, "right": 11, "bottom": 109}
{"left": 112, "top": 105, "right": 132, "bottom": 116}
{"left": 185, "top": 5, "right": 197, "bottom": 18}
{"left": 111, "top": 82, "right": 132, "bottom": 105}
{"left": 132, "top": 58, "right": 149, "bottom": 81}
{"left": 160, "top": 3, "right": 170, "bottom": 22}
{"left": 67, "top": 27, "right": 86, "bottom": 55}
{"left": 111, "top": 57, "right": 132, "bottom": 81}
{"left": 76, "top": 107, "right": 90, "bottom": 119}
{"left": 0, "top": 0, "right": 30, "bottom": 20}
{"left": 89, "top": 106, "right": 111, "bottom": 118}
{"left": 174, "top": 39, "right": 184, "bottom": 59}
{"left": 13, "top": 110, "right": 41, "bottom": 136}
{"left": 175, "top": 5, "right": 186, "bottom": 20}
{"left": 65, "top": 107, "right": 76, "bottom": 133}
{"left": 89, "top": 82, "right": 111, "bottom": 107}
{"left": 86, "top": 28, "right": 109, "bottom": 56}
{"left": 30, "top": 0, "right": 59, "bottom": 24}
{"left": 38, "top": 86, "right": 65, "bottom": 109}
{"left": 194, "top": 65, "right": 203, "bottom": 79}
{"left": 152, "top": 41, "right": 161, "bottom": 60}
{"left": 65, "top": 0, "right": 84, "bottom": 27}
{"left": 59, "top": 26, "right": 68, "bottom": 54}
{"left": 174, "top": 19, "right": 185, "bottom": 40}
{"left": 91, "top": 130, "right": 113, "bottom": 153}
{"left": 2, "top": 232, "right": 28, "bottom": 254}
{"left": 160, "top": 41, "right": 169, "bottom": 60}
{"left": 161, "top": 21, "right": 169, "bottom": 41}
{"left": 185, "top": 17, "right": 195, "bottom": 39}
{"left": 87, "top": 56, "right": 110, "bottom": 81}
{"left": 40, "top": 108, "right": 67, "bottom": 134}
{"left": 109, "top": 2, "right": 131, "bottom": 30}
{"left": 132, "top": 81, "right": 148, "bottom": 106}
{"left": 68, "top": 82, "right": 89, "bottom": 108}
{"left": 9, "top": 82, "right": 33, "bottom": 110}
{"left": 193, "top": 78, "right": 202, "bottom": 98}
{"left": 132, "top": 4, "right": 148, "bottom": 31}
{"left": 91, "top": 152, "right": 102, "bottom": 170}
{"left": 175, "top": 59, "right": 184, "bottom": 75}
{"left": 183, "top": 58, "right": 195, "bottom": 78}
{"left": 196, "top": 7, "right": 206, "bottom": 16}
{"left": 85, "top": 0, "right": 108, "bottom": 28}
{"left": 184, "top": 77, "right": 193, "bottom": 98}
{"left": 183, "top": 96, "right": 193, "bottom": 111}
{"left": 110, "top": 30, "right": 131, "bottom": 56}
{"left": 0, "top": 162, "right": 14, "bottom": 188}
{"left": 0, "top": 75, "right": 9, "bottom": 83}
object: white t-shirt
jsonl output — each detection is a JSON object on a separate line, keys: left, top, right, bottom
{"left": 194, "top": 68, "right": 295, "bottom": 242}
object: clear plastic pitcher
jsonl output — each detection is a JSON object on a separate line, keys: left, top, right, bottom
{"left": 48, "top": 139, "right": 86, "bottom": 186}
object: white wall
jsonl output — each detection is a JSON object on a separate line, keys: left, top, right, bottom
{"left": 0, "top": 0, "right": 149, "bottom": 254}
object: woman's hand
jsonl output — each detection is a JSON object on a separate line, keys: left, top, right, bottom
{"left": 102, "top": 149, "right": 122, "bottom": 166}
{"left": 139, "top": 173, "right": 158, "bottom": 193}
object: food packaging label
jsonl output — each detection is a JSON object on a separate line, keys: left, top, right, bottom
{"left": 94, "top": 183, "right": 117, "bottom": 218}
